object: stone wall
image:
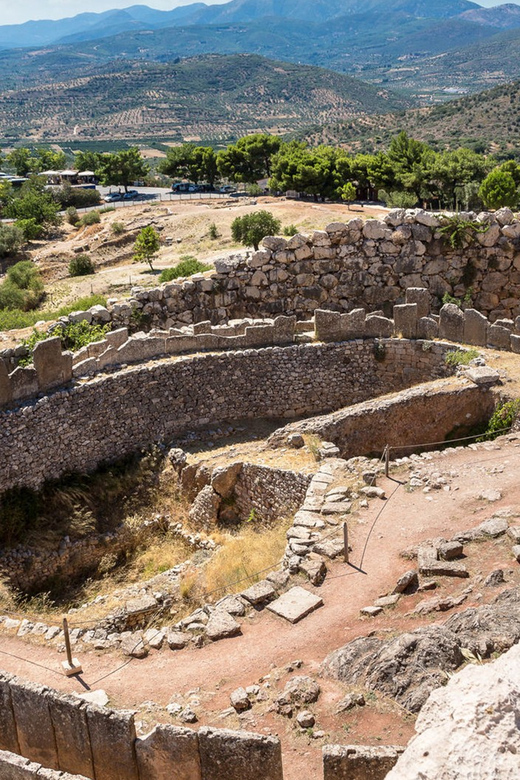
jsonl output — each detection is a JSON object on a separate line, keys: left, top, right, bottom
{"left": 231, "top": 464, "right": 312, "bottom": 524}
{"left": 43, "top": 207, "right": 520, "bottom": 334}
{"left": 0, "top": 340, "right": 453, "bottom": 496}
{"left": 0, "top": 672, "right": 283, "bottom": 780}
{"left": 269, "top": 378, "right": 496, "bottom": 459}
{"left": 322, "top": 745, "right": 403, "bottom": 780}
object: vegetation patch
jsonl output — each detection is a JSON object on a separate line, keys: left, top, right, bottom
{"left": 159, "top": 256, "right": 211, "bottom": 282}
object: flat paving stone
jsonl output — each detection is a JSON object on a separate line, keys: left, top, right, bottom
{"left": 241, "top": 579, "right": 276, "bottom": 604}
{"left": 267, "top": 586, "right": 323, "bottom": 624}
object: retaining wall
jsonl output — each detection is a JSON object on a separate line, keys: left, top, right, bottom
{"left": 0, "top": 340, "right": 453, "bottom": 496}
{"left": 269, "top": 378, "right": 496, "bottom": 458}
{"left": 0, "top": 673, "right": 283, "bottom": 780}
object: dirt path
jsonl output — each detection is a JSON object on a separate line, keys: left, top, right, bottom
{"left": 2, "top": 439, "right": 520, "bottom": 778}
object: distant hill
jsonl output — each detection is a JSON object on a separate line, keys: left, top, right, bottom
{"left": 302, "top": 80, "right": 520, "bottom": 156}
{"left": 0, "top": 54, "right": 411, "bottom": 145}
{"left": 460, "top": 2, "right": 520, "bottom": 28}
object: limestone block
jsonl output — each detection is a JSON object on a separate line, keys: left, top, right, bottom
{"left": 198, "top": 727, "right": 283, "bottom": 780}
{"left": 385, "top": 643, "right": 520, "bottom": 780}
{"left": 9, "top": 366, "right": 38, "bottom": 402}
{"left": 0, "top": 358, "right": 12, "bottom": 406}
{"left": 166, "top": 335, "right": 200, "bottom": 355}
{"left": 463, "top": 308, "right": 488, "bottom": 346}
{"left": 267, "top": 586, "right": 323, "bottom": 623}
{"left": 205, "top": 610, "right": 241, "bottom": 641}
{"left": 211, "top": 462, "right": 242, "bottom": 499}
{"left": 393, "top": 303, "right": 418, "bottom": 339}
{"left": 89, "top": 303, "right": 111, "bottom": 323}
{"left": 362, "top": 220, "right": 391, "bottom": 240}
{"left": 0, "top": 750, "right": 54, "bottom": 780}
{"left": 10, "top": 680, "right": 59, "bottom": 769}
{"left": 384, "top": 208, "right": 405, "bottom": 227}
{"left": 323, "top": 744, "right": 403, "bottom": 780}
{"left": 272, "top": 315, "right": 296, "bottom": 344}
{"left": 72, "top": 357, "right": 98, "bottom": 377}
{"left": 439, "top": 303, "right": 464, "bottom": 343}
{"left": 117, "top": 336, "right": 166, "bottom": 363}
{"left": 193, "top": 320, "right": 212, "bottom": 334}
{"left": 86, "top": 705, "right": 139, "bottom": 780}
{"left": 136, "top": 724, "right": 201, "bottom": 780}
{"left": 315, "top": 309, "right": 342, "bottom": 342}
{"left": 487, "top": 324, "right": 511, "bottom": 350}
{"left": 68, "top": 310, "right": 92, "bottom": 324}
{"left": 412, "top": 209, "right": 439, "bottom": 228}
{"left": 0, "top": 674, "right": 20, "bottom": 754}
{"left": 405, "top": 287, "right": 429, "bottom": 318}
{"left": 341, "top": 308, "right": 366, "bottom": 339}
{"left": 244, "top": 324, "right": 274, "bottom": 347}
{"left": 501, "top": 222, "right": 520, "bottom": 239}
{"left": 48, "top": 693, "right": 94, "bottom": 778}
{"left": 365, "top": 315, "right": 393, "bottom": 338}
{"left": 477, "top": 223, "right": 501, "bottom": 246}
{"left": 188, "top": 485, "right": 221, "bottom": 529}
{"left": 105, "top": 328, "right": 129, "bottom": 348}
{"left": 494, "top": 206, "right": 515, "bottom": 226}
{"left": 417, "top": 317, "right": 438, "bottom": 340}
{"left": 510, "top": 334, "right": 520, "bottom": 353}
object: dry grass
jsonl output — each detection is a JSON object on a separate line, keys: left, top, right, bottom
{"left": 180, "top": 517, "right": 291, "bottom": 607}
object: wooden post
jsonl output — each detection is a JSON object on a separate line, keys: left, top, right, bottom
{"left": 385, "top": 445, "right": 390, "bottom": 478}
{"left": 343, "top": 522, "right": 349, "bottom": 564}
{"left": 61, "top": 618, "right": 83, "bottom": 677}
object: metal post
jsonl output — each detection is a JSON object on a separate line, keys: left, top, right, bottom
{"left": 343, "top": 522, "right": 349, "bottom": 564}
{"left": 385, "top": 444, "right": 390, "bottom": 478}
{"left": 62, "top": 618, "right": 82, "bottom": 677}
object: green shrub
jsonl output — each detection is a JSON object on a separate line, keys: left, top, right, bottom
{"left": 445, "top": 348, "right": 480, "bottom": 367}
{"left": 479, "top": 399, "right": 520, "bottom": 441}
{"left": 68, "top": 254, "right": 95, "bottom": 277}
{"left": 231, "top": 210, "right": 281, "bottom": 250}
{"left": 79, "top": 210, "right": 101, "bottom": 226}
{"left": 0, "top": 224, "right": 23, "bottom": 259}
{"left": 442, "top": 289, "right": 473, "bottom": 309}
{"left": 0, "top": 261, "right": 44, "bottom": 311}
{"left": 15, "top": 218, "right": 44, "bottom": 241}
{"left": 111, "top": 221, "right": 125, "bottom": 235}
{"left": 53, "top": 183, "right": 101, "bottom": 209}
{"left": 0, "top": 294, "right": 107, "bottom": 332}
{"left": 246, "top": 183, "right": 263, "bottom": 196}
{"left": 159, "top": 257, "right": 211, "bottom": 283}
{"left": 21, "top": 320, "right": 111, "bottom": 364}
{"left": 66, "top": 206, "right": 79, "bottom": 226}
{"left": 99, "top": 206, "right": 116, "bottom": 214}
{"left": 283, "top": 224, "right": 298, "bottom": 237}
{"left": 378, "top": 190, "right": 418, "bottom": 208}
{"left": 208, "top": 222, "right": 219, "bottom": 239}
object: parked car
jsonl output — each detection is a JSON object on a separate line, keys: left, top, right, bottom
{"left": 123, "top": 190, "right": 139, "bottom": 200}
{"left": 104, "top": 192, "right": 122, "bottom": 202}
{"left": 219, "top": 184, "right": 236, "bottom": 193}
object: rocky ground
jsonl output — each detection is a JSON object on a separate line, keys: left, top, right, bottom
{"left": 1, "top": 434, "right": 520, "bottom": 780}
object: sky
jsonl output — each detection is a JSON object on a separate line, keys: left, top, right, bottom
{"left": 0, "top": 0, "right": 517, "bottom": 26}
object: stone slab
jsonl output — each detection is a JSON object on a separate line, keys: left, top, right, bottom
{"left": 198, "top": 727, "right": 283, "bottom": 780}
{"left": 0, "top": 673, "right": 20, "bottom": 754}
{"left": 241, "top": 580, "right": 276, "bottom": 605}
{"left": 323, "top": 744, "right": 403, "bottom": 780}
{"left": 135, "top": 724, "right": 201, "bottom": 780}
{"left": 48, "top": 692, "right": 94, "bottom": 778}
{"left": 86, "top": 705, "right": 139, "bottom": 780}
{"left": 10, "top": 680, "right": 59, "bottom": 770}
{"left": 266, "top": 586, "right": 323, "bottom": 624}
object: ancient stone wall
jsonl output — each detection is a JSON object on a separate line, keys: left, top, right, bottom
{"left": 0, "top": 672, "right": 283, "bottom": 780}
{"left": 0, "top": 340, "right": 453, "bottom": 496}
{"left": 47, "top": 207, "right": 520, "bottom": 333}
{"left": 232, "top": 464, "right": 312, "bottom": 524}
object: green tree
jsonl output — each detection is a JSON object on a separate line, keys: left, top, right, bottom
{"left": 231, "top": 210, "right": 281, "bottom": 251}
{"left": 74, "top": 150, "right": 102, "bottom": 174}
{"left": 340, "top": 182, "right": 356, "bottom": 209}
{"left": 7, "top": 148, "right": 35, "bottom": 177}
{"left": 479, "top": 169, "right": 519, "bottom": 210}
{"left": 98, "top": 148, "right": 149, "bottom": 192}
{"left": 159, "top": 144, "right": 218, "bottom": 186}
{"left": 3, "top": 178, "right": 60, "bottom": 231}
{"left": 133, "top": 225, "right": 160, "bottom": 271}
{"left": 34, "top": 148, "right": 67, "bottom": 172}
{"left": 217, "top": 134, "right": 281, "bottom": 184}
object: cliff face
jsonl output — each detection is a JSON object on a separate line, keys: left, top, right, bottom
{"left": 385, "top": 640, "right": 520, "bottom": 779}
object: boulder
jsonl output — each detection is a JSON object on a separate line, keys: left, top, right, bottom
{"left": 205, "top": 610, "right": 241, "bottom": 641}
{"left": 230, "top": 687, "right": 251, "bottom": 712}
{"left": 211, "top": 462, "right": 242, "bottom": 499}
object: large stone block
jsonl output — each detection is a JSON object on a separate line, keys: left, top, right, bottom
{"left": 85, "top": 705, "right": 138, "bottom": 780}
{"left": 487, "top": 324, "right": 511, "bottom": 350}
{"left": 244, "top": 325, "right": 274, "bottom": 347}
{"left": 417, "top": 317, "right": 438, "bottom": 340}
{"left": 0, "top": 358, "right": 12, "bottom": 406}
{"left": 48, "top": 692, "right": 94, "bottom": 778}
{"left": 198, "top": 727, "right": 283, "bottom": 780}
{"left": 322, "top": 744, "right": 403, "bottom": 780}
{"left": 405, "top": 287, "right": 429, "bottom": 318}
{"left": 0, "top": 750, "right": 46, "bottom": 780}
{"left": 314, "top": 309, "right": 342, "bottom": 342}
{"left": 9, "top": 367, "right": 38, "bottom": 402}
{"left": 10, "top": 680, "right": 59, "bottom": 770}
{"left": 0, "top": 673, "right": 20, "bottom": 754}
{"left": 439, "top": 303, "right": 464, "bottom": 343}
{"left": 135, "top": 725, "right": 201, "bottom": 780}
{"left": 365, "top": 316, "right": 393, "bottom": 339}
{"left": 463, "top": 309, "right": 488, "bottom": 346}
{"left": 272, "top": 315, "right": 296, "bottom": 344}
{"left": 393, "top": 303, "right": 418, "bottom": 339}
{"left": 33, "top": 338, "right": 72, "bottom": 391}
{"left": 341, "top": 308, "right": 366, "bottom": 339}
